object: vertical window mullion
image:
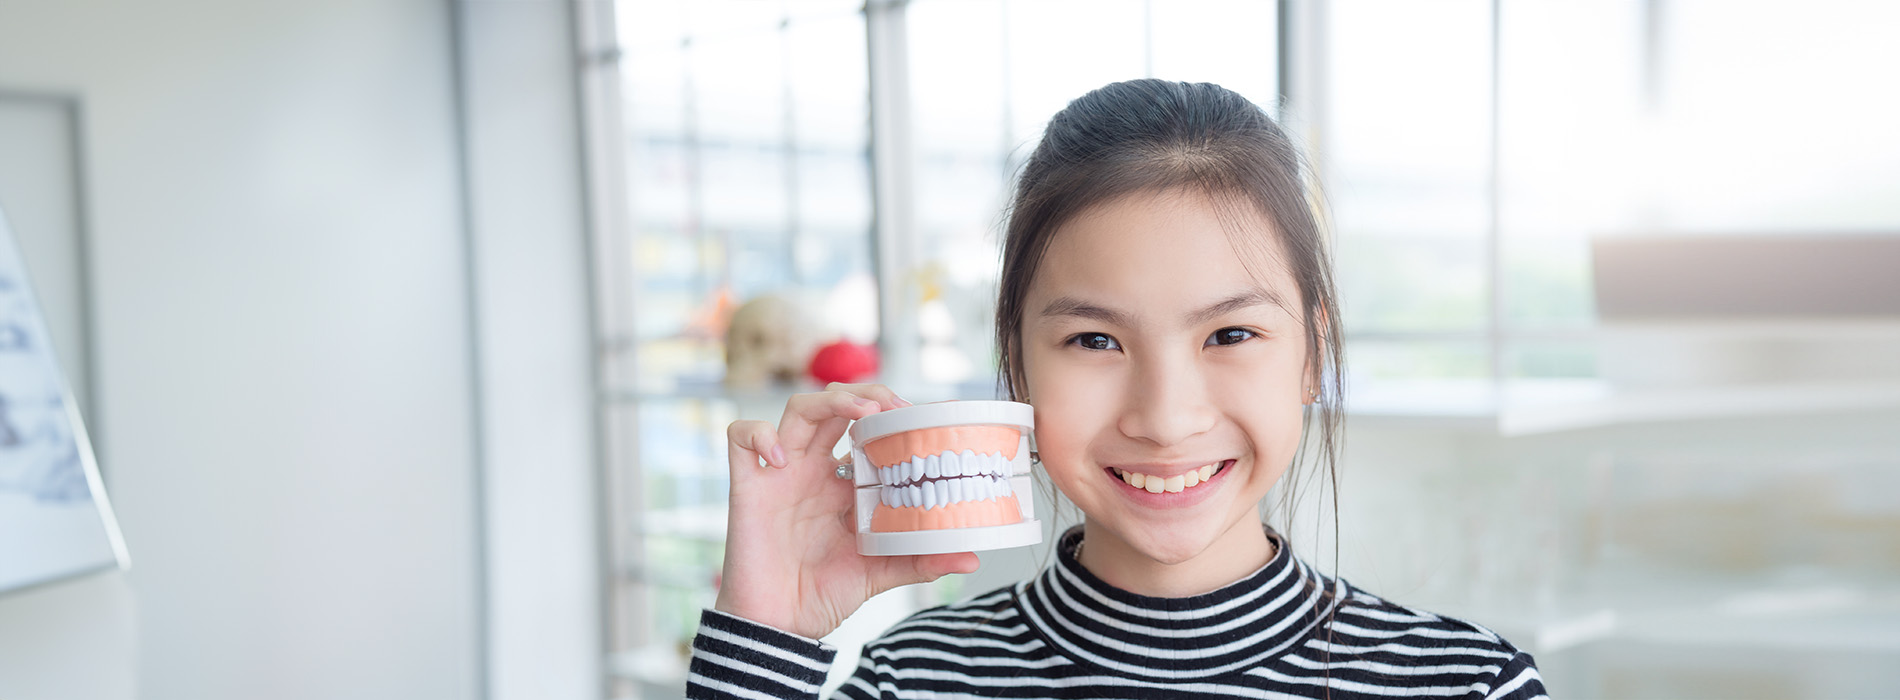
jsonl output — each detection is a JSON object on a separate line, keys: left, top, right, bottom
{"left": 1486, "top": 0, "right": 1504, "bottom": 388}
{"left": 865, "top": 0, "right": 918, "bottom": 390}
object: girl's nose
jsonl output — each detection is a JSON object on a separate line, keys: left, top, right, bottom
{"left": 1116, "top": 353, "right": 1218, "bottom": 447}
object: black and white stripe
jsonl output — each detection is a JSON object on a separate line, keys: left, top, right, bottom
{"left": 689, "top": 527, "right": 1549, "bottom": 699}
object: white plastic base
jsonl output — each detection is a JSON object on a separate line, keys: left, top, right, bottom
{"left": 857, "top": 519, "right": 1043, "bottom": 556}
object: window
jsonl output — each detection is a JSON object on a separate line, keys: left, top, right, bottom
{"left": 592, "top": 2, "right": 1285, "bottom": 693}
{"left": 582, "top": 0, "right": 1900, "bottom": 696}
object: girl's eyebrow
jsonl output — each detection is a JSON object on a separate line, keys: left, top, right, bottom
{"left": 1039, "top": 297, "right": 1131, "bottom": 326}
{"left": 1039, "top": 289, "right": 1285, "bottom": 327}
{"left": 1187, "top": 289, "right": 1287, "bottom": 324}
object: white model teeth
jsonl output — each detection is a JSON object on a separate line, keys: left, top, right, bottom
{"left": 1117, "top": 462, "right": 1223, "bottom": 494}
{"left": 878, "top": 474, "right": 1012, "bottom": 510}
{"left": 876, "top": 451, "right": 1013, "bottom": 486}
{"left": 873, "top": 450, "right": 1020, "bottom": 509}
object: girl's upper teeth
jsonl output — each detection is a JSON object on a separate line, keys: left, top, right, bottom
{"left": 1117, "top": 463, "right": 1220, "bottom": 493}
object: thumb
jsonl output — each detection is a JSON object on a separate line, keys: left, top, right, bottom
{"left": 868, "top": 552, "right": 981, "bottom": 593}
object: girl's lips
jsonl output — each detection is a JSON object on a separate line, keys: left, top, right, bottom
{"left": 1103, "top": 459, "right": 1233, "bottom": 509}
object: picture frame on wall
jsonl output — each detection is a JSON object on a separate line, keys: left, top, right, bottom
{"left": 0, "top": 93, "right": 128, "bottom": 595}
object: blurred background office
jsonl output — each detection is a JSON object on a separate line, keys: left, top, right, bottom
{"left": 0, "top": 1, "right": 1895, "bottom": 699}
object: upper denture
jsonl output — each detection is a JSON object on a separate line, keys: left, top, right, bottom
{"left": 863, "top": 425, "right": 1021, "bottom": 467}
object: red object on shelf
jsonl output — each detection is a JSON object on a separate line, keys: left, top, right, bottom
{"left": 807, "top": 340, "right": 879, "bottom": 385}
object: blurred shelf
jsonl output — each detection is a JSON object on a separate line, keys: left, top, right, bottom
{"left": 1344, "top": 377, "right": 1900, "bottom": 435}
{"left": 617, "top": 562, "right": 720, "bottom": 590}
{"left": 637, "top": 505, "right": 729, "bottom": 543}
{"left": 1497, "top": 379, "right": 1900, "bottom": 436}
{"left": 602, "top": 379, "right": 805, "bottom": 405}
{"left": 1341, "top": 377, "right": 1604, "bottom": 430}
{"left": 604, "top": 375, "right": 1008, "bottom": 405}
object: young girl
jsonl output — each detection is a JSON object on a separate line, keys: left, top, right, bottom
{"left": 689, "top": 80, "right": 1548, "bottom": 699}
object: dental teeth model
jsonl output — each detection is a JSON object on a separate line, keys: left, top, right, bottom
{"left": 867, "top": 438, "right": 1019, "bottom": 530}
{"left": 847, "top": 401, "right": 1042, "bottom": 556}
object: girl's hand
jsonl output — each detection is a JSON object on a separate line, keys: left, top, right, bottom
{"left": 713, "top": 383, "right": 980, "bottom": 640}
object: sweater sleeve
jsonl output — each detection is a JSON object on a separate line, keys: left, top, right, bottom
{"left": 828, "top": 643, "right": 899, "bottom": 700}
{"left": 1480, "top": 651, "right": 1550, "bottom": 700}
{"left": 685, "top": 609, "right": 838, "bottom": 700}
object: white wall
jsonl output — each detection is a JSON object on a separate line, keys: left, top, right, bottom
{"left": 0, "top": 1, "right": 481, "bottom": 698}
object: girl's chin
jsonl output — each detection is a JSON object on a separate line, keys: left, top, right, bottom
{"left": 1087, "top": 503, "right": 1265, "bottom": 563}
{"left": 1092, "top": 519, "right": 1227, "bottom": 566}
{"left": 1127, "top": 539, "right": 1216, "bottom": 567}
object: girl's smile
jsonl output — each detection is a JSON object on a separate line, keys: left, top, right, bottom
{"left": 1104, "top": 458, "right": 1233, "bottom": 508}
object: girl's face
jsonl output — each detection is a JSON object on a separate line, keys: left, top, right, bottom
{"left": 1022, "top": 188, "right": 1310, "bottom": 582}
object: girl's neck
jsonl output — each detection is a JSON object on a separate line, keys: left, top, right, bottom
{"left": 1075, "top": 518, "right": 1277, "bottom": 598}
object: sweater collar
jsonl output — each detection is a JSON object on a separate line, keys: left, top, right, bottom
{"left": 1015, "top": 525, "right": 1343, "bottom": 680}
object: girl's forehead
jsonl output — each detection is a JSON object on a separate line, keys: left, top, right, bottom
{"left": 1029, "top": 189, "right": 1301, "bottom": 314}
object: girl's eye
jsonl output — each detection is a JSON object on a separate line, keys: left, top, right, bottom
{"left": 1207, "top": 327, "right": 1256, "bottom": 347}
{"left": 1069, "top": 333, "right": 1121, "bottom": 351}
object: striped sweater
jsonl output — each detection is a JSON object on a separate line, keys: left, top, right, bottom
{"left": 689, "top": 527, "right": 1549, "bottom": 699}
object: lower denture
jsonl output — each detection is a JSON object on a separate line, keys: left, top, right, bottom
{"left": 870, "top": 494, "right": 1023, "bottom": 532}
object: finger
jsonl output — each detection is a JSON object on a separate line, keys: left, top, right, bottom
{"left": 805, "top": 416, "right": 857, "bottom": 473}
{"left": 825, "top": 382, "right": 913, "bottom": 410}
{"left": 866, "top": 552, "right": 980, "bottom": 593}
{"left": 777, "top": 390, "right": 884, "bottom": 461}
{"left": 727, "top": 419, "right": 785, "bottom": 471}
{"left": 806, "top": 384, "right": 911, "bottom": 460}
{"left": 927, "top": 552, "right": 981, "bottom": 577}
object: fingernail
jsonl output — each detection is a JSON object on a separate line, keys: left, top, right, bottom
{"left": 853, "top": 397, "right": 878, "bottom": 409}
{"left": 893, "top": 395, "right": 912, "bottom": 408}
{"left": 769, "top": 444, "right": 787, "bottom": 466}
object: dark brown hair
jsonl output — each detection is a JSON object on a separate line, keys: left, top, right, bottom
{"left": 994, "top": 78, "right": 1345, "bottom": 543}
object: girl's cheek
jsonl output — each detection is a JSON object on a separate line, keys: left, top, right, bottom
{"left": 1026, "top": 356, "right": 1120, "bottom": 464}
{"left": 1033, "top": 356, "right": 1119, "bottom": 411}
